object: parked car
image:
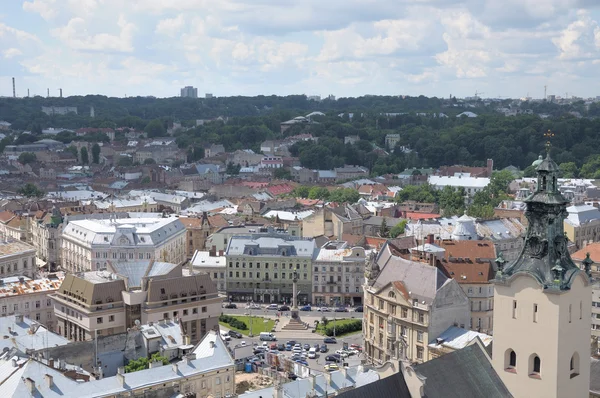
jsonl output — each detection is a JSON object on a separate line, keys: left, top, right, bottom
{"left": 279, "top": 305, "right": 290, "bottom": 311}
{"left": 266, "top": 303, "right": 279, "bottom": 310}
{"left": 325, "top": 354, "right": 341, "bottom": 362}
{"left": 253, "top": 348, "right": 265, "bottom": 355}
{"left": 323, "top": 337, "right": 337, "bottom": 344}
{"left": 349, "top": 344, "right": 362, "bottom": 352}
{"left": 270, "top": 343, "right": 278, "bottom": 350}
{"left": 287, "top": 373, "right": 298, "bottom": 380}
{"left": 317, "top": 307, "right": 330, "bottom": 312}
{"left": 308, "top": 348, "right": 317, "bottom": 359}
{"left": 246, "top": 303, "right": 261, "bottom": 309}
{"left": 300, "top": 305, "right": 312, "bottom": 311}
{"left": 285, "top": 343, "right": 292, "bottom": 351}
{"left": 334, "top": 307, "right": 348, "bottom": 312}
{"left": 313, "top": 343, "right": 320, "bottom": 349}
{"left": 228, "top": 330, "right": 242, "bottom": 338}
{"left": 277, "top": 344, "right": 286, "bottom": 351}
{"left": 240, "top": 341, "right": 247, "bottom": 347}
{"left": 303, "top": 343, "right": 311, "bottom": 350}
{"left": 223, "top": 303, "right": 237, "bottom": 309}
{"left": 320, "top": 344, "right": 328, "bottom": 353}
{"left": 335, "top": 349, "right": 349, "bottom": 358}
{"left": 324, "top": 364, "right": 339, "bottom": 372}
{"left": 286, "top": 340, "right": 297, "bottom": 346}
{"left": 354, "top": 306, "right": 363, "bottom": 312}
{"left": 295, "top": 359, "right": 309, "bottom": 366}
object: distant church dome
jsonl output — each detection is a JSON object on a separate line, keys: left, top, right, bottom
{"left": 531, "top": 155, "right": 544, "bottom": 167}
{"left": 451, "top": 212, "right": 478, "bottom": 241}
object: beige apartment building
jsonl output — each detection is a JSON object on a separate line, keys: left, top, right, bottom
{"left": 312, "top": 241, "right": 366, "bottom": 306}
{"left": 0, "top": 239, "right": 36, "bottom": 279}
{"left": 363, "top": 242, "right": 469, "bottom": 364}
{"left": 51, "top": 260, "right": 221, "bottom": 343}
{"left": 0, "top": 273, "right": 64, "bottom": 330}
{"left": 564, "top": 203, "right": 600, "bottom": 250}
{"left": 30, "top": 207, "right": 64, "bottom": 270}
{"left": 61, "top": 214, "right": 186, "bottom": 273}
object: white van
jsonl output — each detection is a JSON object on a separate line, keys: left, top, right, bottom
{"left": 259, "top": 332, "right": 277, "bottom": 341}
{"left": 308, "top": 347, "right": 317, "bottom": 359}
{"left": 220, "top": 331, "right": 231, "bottom": 341}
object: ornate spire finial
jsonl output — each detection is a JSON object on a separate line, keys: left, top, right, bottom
{"left": 495, "top": 251, "right": 507, "bottom": 278}
{"left": 583, "top": 252, "right": 594, "bottom": 278}
{"left": 544, "top": 129, "right": 555, "bottom": 155}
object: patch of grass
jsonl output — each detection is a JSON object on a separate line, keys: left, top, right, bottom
{"left": 315, "top": 318, "right": 362, "bottom": 337}
{"left": 219, "top": 315, "right": 275, "bottom": 336}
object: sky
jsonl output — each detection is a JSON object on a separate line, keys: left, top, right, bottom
{"left": 1, "top": 0, "right": 600, "bottom": 99}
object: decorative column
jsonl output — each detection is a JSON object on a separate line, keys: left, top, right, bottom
{"left": 291, "top": 271, "right": 299, "bottom": 320}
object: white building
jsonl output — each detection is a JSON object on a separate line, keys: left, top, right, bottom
{"left": 191, "top": 250, "right": 227, "bottom": 293}
{"left": 0, "top": 273, "right": 64, "bottom": 330}
{"left": 61, "top": 215, "right": 186, "bottom": 273}
{"left": 0, "top": 239, "right": 36, "bottom": 279}
{"left": 428, "top": 174, "right": 490, "bottom": 203}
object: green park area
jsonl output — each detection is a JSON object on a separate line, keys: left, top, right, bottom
{"left": 219, "top": 315, "right": 275, "bottom": 336}
{"left": 315, "top": 318, "right": 362, "bottom": 337}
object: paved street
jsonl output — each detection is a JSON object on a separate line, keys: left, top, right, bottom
{"left": 222, "top": 305, "right": 363, "bottom": 320}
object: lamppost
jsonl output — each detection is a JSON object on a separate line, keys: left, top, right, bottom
{"left": 249, "top": 305, "right": 254, "bottom": 337}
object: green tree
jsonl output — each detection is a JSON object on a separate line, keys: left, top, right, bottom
{"left": 438, "top": 186, "right": 466, "bottom": 216}
{"left": 395, "top": 183, "right": 437, "bottom": 203}
{"left": 226, "top": 162, "right": 241, "bottom": 175}
{"left": 91, "top": 143, "right": 101, "bottom": 164}
{"left": 580, "top": 155, "right": 600, "bottom": 178}
{"left": 18, "top": 152, "right": 37, "bottom": 165}
{"left": 17, "top": 183, "right": 44, "bottom": 198}
{"left": 144, "top": 119, "right": 166, "bottom": 138}
{"left": 379, "top": 218, "right": 390, "bottom": 238}
{"left": 141, "top": 176, "right": 151, "bottom": 184}
{"left": 308, "top": 186, "right": 329, "bottom": 200}
{"left": 80, "top": 146, "right": 89, "bottom": 164}
{"left": 559, "top": 162, "right": 578, "bottom": 178}
{"left": 124, "top": 353, "right": 169, "bottom": 373}
{"left": 65, "top": 145, "right": 78, "bottom": 158}
{"left": 144, "top": 158, "right": 156, "bottom": 164}
{"left": 293, "top": 186, "right": 310, "bottom": 198}
{"left": 389, "top": 220, "right": 408, "bottom": 238}
{"left": 273, "top": 168, "right": 292, "bottom": 180}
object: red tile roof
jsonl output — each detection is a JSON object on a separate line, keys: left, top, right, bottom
{"left": 404, "top": 212, "right": 440, "bottom": 220}
{"left": 572, "top": 243, "right": 600, "bottom": 263}
{"left": 0, "top": 211, "right": 15, "bottom": 223}
{"left": 436, "top": 240, "right": 496, "bottom": 284}
{"left": 267, "top": 183, "right": 295, "bottom": 196}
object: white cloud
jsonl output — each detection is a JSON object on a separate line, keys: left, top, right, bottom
{"left": 51, "top": 15, "right": 136, "bottom": 52}
{"left": 155, "top": 14, "right": 186, "bottom": 37}
{"left": 22, "top": 0, "right": 57, "bottom": 20}
{"left": 3, "top": 48, "right": 22, "bottom": 59}
{"left": 552, "top": 10, "right": 600, "bottom": 59}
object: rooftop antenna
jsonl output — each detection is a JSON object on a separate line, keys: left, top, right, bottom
{"left": 27, "top": 89, "right": 30, "bottom": 98}
{"left": 12, "top": 77, "right": 15, "bottom": 98}
{"left": 544, "top": 85, "right": 547, "bottom": 100}
{"left": 47, "top": 88, "right": 50, "bottom": 98}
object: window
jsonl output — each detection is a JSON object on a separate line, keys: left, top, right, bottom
{"left": 417, "top": 331, "right": 423, "bottom": 342}
{"left": 391, "top": 305, "right": 396, "bottom": 316}
{"left": 529, "top": 354, "right": 541, "bottom": 378}
{"left": 25, "top": 302, "right": 29, "bottom": 309}
{"left": 109, "top": 315, "right": 114, "bottom": 322}
{"left": 193, "top": 308, "right": 198, "bottom": 314}
{"left": 35, "top": 301, "right": 40, "bottom": 308}
{"left": 379, "top": 299, "right": 384, "bottom": 310}
{"left": 570, "top": 352, "right": 580, "bottom": 378}
{"left": 202, "top": 306, "right": 207, "bottom": 313}
{"left": 402, "top": 308, "right": 408, "bottom": 318}
{"left": 416, "top": 346, "right": 423, "bottom": 360}
{"left": 216, "top": 377, "right": 221, "bottom": 385}
{"left": 505, "top": 349, "right": 517, "bottom": 371}
{"left": 533, "top": 304, "right": 538, "bottom": 323}
{"left": 35, "top": 313, "right": 40, "bottom": 321}
{"left": 512, "top": 300, "right": 517, "bottom": 319}
{"left": 418, "top": 312, "right": 424, "bottom": 323}
{"left": 97, "top": 317, "right": 103, "bottom": 324}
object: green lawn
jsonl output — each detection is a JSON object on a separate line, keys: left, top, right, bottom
{"left": 315, "top": 318, "right": 362, "bottom": 337}
{"left": 219, "top": 316, "right": 275, "bottom": 336}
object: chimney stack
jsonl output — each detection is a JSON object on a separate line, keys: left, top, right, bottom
{"left": 427, "top": 234, "right": 434, "bottom": 245}
{"left": 45, "top": 374, "right": 54, "bottom": 388}
{"left": 25, "top": 378, "right": 35, "bottom": 393}
{"left": 12, "top": 77, "right": 15, "bottom": 98}
{"left": 11, "top": 358, "right": 17, "bottom": 368}
{"left": 116, "top": 372, "right": 125, "bottom": 387}
{"left": 172, "top": 363, "right": 179, "bottom": 374}
{"left": 218, "top": 249, "right": 224, "bottom": 256}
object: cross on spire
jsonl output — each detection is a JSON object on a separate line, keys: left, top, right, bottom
{"left": 544, "top": 129, "right": 555, "bottom": 154}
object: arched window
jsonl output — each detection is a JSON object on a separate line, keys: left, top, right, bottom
{"left": 388, "top": 292, "right": 396, "bottom": 299}
{"left": 529, "top": 354, "right": 541, "bottom": 378}
{"left": 570, "top": 352, "right": 580, "bottom": 378}
{"left": 505, "top": 349, "right": 517, "bottom": 372}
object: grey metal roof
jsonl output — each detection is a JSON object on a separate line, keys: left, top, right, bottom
{"left": 0, "top": 315, "right": 70, "bottom": 355}
{"left": 336, "top": 370, "right": 411, "bottom": 398}
{"left": 590, "top": 358, "right": 600, "bottom": 393}
{"left": 109, "top": 261, "right": 178, "bottom": 288}
{"left": 372, "top": 242, "right": 449, "bottom": 304}
{"left": 414, "top": 342, "right": 512, "bottom": 398}
{"left": 226, "top": 235, "right": 316, "bottom": 258}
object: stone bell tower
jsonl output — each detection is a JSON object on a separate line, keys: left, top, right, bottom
{"left": 492, "top": 141, "right": 592, "bottom": 398}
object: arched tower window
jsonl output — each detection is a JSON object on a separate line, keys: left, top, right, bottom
{"left": 504, "top": 349, "right": 517, "bottom": 372}
{"left": 541, "top": 176, "right": 547, "bottom": 191}
{"left": 529, "top": 354, "right": 541, "bottom": 378}
{"left": 570, "top": 352, "right": 580, "bottom": 378}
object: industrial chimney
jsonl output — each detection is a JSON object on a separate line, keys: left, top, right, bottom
{"left": 47, "top": 88, "right": 49, "bottom": 98}
{"left": 12, "top": 77, "right": 15, "bottom": 98}
{"left": 59, "top": 88, "right": 63, "bottom": 98}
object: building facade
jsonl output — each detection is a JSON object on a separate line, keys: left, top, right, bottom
{"left": 363, "top": 242, "right": 470, "bottom": 364}
{"left": 51, "top": 261, "right": 221, "bottom": 343}
{"left": 563, "top": 204, "right": 600, "bottom": 250}
{"left": 312, "top": 241, "right": 366, "bottom": 306}
{"left": 492, "top": 151, "right": 591, "bottom": 398}
{"left": 180, "top": 86, "right": 198, "bottom": 98}
{"left": 0, "top": 239, "right": 36, "bottom": 279}
{"left": 180, "top": 213, "right": 214, "bottom": 258}
{"left": 191, "top": 249, "right": 227, "bottom": 293}
{"left": 225, "top": 233, "right": 316, "bottom": 303}
{"left": 30, "top": 207, "right": 64, "bottom": 270}
{"left": 0, "top": 273, "right": 64, "bottom": 330}
{"left": 61, "top": 214, "right": 186, "bottom": 273}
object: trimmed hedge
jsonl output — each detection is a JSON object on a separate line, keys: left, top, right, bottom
{"left": 324, "top": 319, "right": 362, "bottom": 336}
{"left": 219, "top": 314, "right": 248, "bottom": 330}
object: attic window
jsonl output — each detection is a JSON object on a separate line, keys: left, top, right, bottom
{"left": 140, "top": 237, "right": 145, "bottom": 242}
{"left": 478, "top": 272, "right": 483, "bottom": 275}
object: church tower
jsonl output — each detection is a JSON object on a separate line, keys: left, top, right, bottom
{"left": 492, "top": 144, "right": 592, "bottom": 398}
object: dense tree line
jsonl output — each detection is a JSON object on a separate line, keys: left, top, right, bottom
{"left": 2, "top": 95, "right": 599, "bottom": 175}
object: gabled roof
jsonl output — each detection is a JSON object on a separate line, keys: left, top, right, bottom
{"left": 414, "top": 340, "right": 512, "bottom": 398}
{"left": 336, "top": 369, "right": 411, "bottom": 398}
